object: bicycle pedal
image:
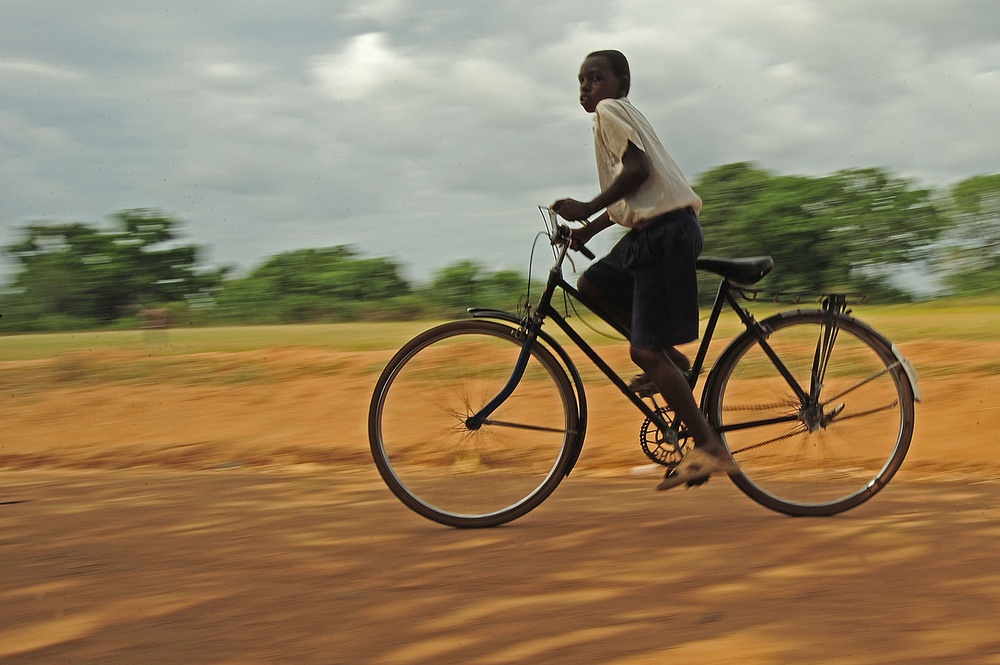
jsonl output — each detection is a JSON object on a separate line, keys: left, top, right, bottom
{"left": 686, "top": 476, "right": 710, "bottom": 488}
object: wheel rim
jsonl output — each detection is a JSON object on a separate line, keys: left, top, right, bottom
{"left": 371, "top": 323, "right": 577, "bottom": 522}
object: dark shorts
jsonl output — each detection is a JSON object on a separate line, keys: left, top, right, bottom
{"left": 582, "top": 207, "right": 703, "bottom": 350}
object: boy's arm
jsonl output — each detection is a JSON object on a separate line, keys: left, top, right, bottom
{"left": 551, "top": 140, "right": 650, "bottom": 226}
{"left": 569, "top": 211, "right": 613, "bottom": 248}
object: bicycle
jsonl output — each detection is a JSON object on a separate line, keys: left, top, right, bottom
{"left": 368, "top": 208, "right": 920, "bottom": 528}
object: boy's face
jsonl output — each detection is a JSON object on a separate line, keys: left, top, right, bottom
{"left": 578, "top": 55, "right": 627, "bottom": 113}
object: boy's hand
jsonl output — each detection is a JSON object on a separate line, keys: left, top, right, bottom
{"left": 551, "top": 198, "right": 594, "bottom": 222}
{"left": 568, "top": 225, "right": 595, "bottom": 252}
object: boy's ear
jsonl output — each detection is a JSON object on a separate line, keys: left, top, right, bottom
{"left": 619, "top": 76, "right": 630, "bottom": 96}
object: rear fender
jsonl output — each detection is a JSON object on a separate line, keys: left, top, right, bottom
{"left": 891, "top": 344, "right": 922, "bottom": 403}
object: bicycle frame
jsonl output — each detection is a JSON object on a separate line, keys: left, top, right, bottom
{"left": 466, "top": 213, "right": 925, "bottom": 476}
{"left": 467, "top": 225, "right": 777, "bottom": 449}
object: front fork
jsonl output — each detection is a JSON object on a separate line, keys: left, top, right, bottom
{"left": 467, "top": 239, "right": 574, "bottom": 430}
{"left": 464, "top": 315, "right": 544, "bottom": 430}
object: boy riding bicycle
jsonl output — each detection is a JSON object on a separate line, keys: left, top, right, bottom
{"left": 551, "top": 49, "right": 737, "bottom": 490}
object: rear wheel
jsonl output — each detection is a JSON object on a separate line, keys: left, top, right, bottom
{"left": 368, "top": 320, "right": 580, "bottom": 528}
{"left": 705, "top": 311, "right": 915, "bottom": 516}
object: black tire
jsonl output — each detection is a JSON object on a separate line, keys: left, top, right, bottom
{"left": 704, "top": 310, "right": 915, "bottom": 516}
{"left": 368, "top": 320, "right": 580, "bottom": 528}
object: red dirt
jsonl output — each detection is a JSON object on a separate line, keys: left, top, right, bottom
{"left": 1, "top": 340, "right": 999, "bottom": 662}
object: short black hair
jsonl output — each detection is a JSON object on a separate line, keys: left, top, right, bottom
{"left": 587, "top": 50, "right": 630, "bottom": 95}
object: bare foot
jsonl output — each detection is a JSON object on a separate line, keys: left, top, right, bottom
{"left": 656, "top": 448, "right": 736, "bottom": 491}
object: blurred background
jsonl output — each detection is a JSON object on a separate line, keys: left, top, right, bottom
{"left": 2, "top": 1, "right": 999, "bottom": 332}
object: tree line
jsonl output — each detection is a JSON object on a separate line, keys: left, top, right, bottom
{"left": 0, "top": 211, "right": 530, "bottom": 332}
{"left": 1, "top": 163, "right": 997, "bottom": 332}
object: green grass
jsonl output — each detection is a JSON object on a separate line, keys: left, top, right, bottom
{"left": 854, "top": 302, "right": 1000, "bottom": 343}
{"left": 1, "top": 300, "right": 997, "bottom": 364}
{"left": 0, "top": 321, "right": 447, "bottom": 361}
{"left": 568, "top": 300, "right": 1000, "bottom": 346}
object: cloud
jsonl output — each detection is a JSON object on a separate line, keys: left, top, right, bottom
{"left": 340, "top": 0, "right": 413, "bottom": 25}
{"left": 311, "top": 32, "right": 417, "bottom": 102}
{"left": 0, "top": 58, "right": 85, "bottom": 80}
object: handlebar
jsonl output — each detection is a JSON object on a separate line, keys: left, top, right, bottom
{"left": 540, "top": 207, "right": 596, "bottom": 260}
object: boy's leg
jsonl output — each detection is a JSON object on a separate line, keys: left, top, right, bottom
{"left": 630, "top": 345, "right": 736, "bottom": 490}
{"left": 625, "top": 210, "right": 735, "bottom": 488}
{"left": 578, "top": 275, "right": 630, "bottom": 330}
{"left": 663, "top": 345, "right": 691, "bottom": 375}
{"left": 629, "top": 345, "right": 721, "bottom": 455}
{"left": 580, "top": 275, "right": 691, "bottom": 376}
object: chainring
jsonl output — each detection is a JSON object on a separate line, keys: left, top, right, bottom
{"left": 639, "top": 407, "right": 693, "bottom": 469}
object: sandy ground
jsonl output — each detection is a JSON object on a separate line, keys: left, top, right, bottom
{"left": 1, "top": 338, "right": 999, "bottom": 663}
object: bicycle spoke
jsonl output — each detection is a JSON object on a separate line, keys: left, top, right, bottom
{"left": 827, "top": 400, "right": 900, "bottom": 423}
{"left": 821, "top": 362, "right": 901, "bottom": 405}
{"left": 481, "top": 418, "right": 570, "bottom": 434}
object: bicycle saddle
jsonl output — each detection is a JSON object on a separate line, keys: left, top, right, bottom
{"left": 696, "top": 256, "right": 774, "bottom": 285}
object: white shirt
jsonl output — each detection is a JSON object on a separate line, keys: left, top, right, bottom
{"left": 593, "top": 97, "right": 702, "bottom": 228}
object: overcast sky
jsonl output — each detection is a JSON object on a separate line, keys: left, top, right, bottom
{"left": 2, "top": 1, "right": 998, "bottom": 284}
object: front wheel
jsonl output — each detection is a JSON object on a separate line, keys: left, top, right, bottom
{"left": 705, "top": 310, "right": 915, "bottom": 516}
{"left": 368, "top": 320, "right": 581, "bottom": 528}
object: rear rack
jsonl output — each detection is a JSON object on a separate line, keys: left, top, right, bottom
{"left": 734, "top": 288, "right": 868, "bottom": 306}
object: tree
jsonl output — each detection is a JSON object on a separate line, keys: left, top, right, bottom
{"left": 694, "top": 163, "right": 948, "bottom": 300}
{"left": 212, "top": 246, "right": 412, "bottom": 323}
{"left": 429, "top": 261, "right": 483, "bottom": 310}
{"left": 827, "top": 168, "right": 948, "bottom": 297}
{"left": 425, "top": 261, "right": 530, "bottom": 316}
{"left": 938, "top": 174, "right": 1000, "bottom": 295}
{"left": 1, "top": 210, "right": 223, "bottom": 330}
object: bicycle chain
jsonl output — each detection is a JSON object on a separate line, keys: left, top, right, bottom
{"left": 728, "top": 426, "right": 808, "bottom": 456}
{"left": 723, "top": 401, "right": 799, "bottom": 412}
{"left": 720, "top": 402, "right": 807, "bottom": 455}
{"left": 642, "top": 403, "right": 806, "bottom": 463}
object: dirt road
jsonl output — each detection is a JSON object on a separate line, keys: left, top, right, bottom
{"left": 2, "top": 339, "right": 1000, "bottom": 662}
{"left": 3, "top": 466, "right": 1000, "bottom": 664}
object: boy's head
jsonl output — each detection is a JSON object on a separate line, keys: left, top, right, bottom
{"left": 578, "top": 50, "right": 630, "bottom": 113}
